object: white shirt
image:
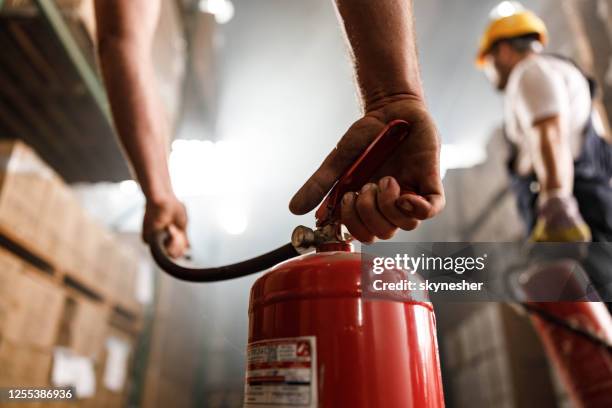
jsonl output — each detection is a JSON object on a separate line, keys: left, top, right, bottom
{"left": 504, "top": 54, "right": 592, "bottom": 176}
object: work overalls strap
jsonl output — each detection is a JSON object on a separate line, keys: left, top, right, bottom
{"left": 504, "top": 55, "right": 612, "bottom": 242}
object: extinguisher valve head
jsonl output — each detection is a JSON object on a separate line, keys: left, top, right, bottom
{"left": 291, "top": 224, "right": 353, "bottom": 253}
{"left": 291, "top": 225, "right": 317, "bottom": 253}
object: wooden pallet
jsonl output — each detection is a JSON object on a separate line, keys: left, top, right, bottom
{"left": 0, "top": 224, "right": 143, "bottom": 333}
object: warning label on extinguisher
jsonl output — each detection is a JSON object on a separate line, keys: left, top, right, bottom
{"left": 244, "top": 336, "right": 317, "bottom": 407}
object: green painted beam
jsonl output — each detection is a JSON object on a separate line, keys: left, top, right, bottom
{"left": 33, "top": 0, "right": 112, "bottom": 122}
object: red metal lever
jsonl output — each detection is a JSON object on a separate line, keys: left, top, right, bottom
{"left": 315, "top": 120, "right": 411, "bottom": 227}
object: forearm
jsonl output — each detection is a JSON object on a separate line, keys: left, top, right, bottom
{"left": 532, "top": 118, "right": 574, "bottom": 198}
{"left": 334, "top": 0, "right": 424, "bottom": 110}
{"left": 95, "top": 0, "right": 173, "bottom": 203}
{"left": 98, "top": 43, "right": 173, "bottom": 202}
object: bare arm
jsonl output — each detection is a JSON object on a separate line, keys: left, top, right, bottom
{"left": 334, "top": 0, "right": 424, "bottom": 109}
{"left": 291, "top": 0, "right": 444, "bottom": 242}
{"left": 95, "top": 0, "right": 170, "bottom": 202}
{"left": 531, "top": 116, "right": 574, "bottom": 199}
{"left": 529, "top": 116, "right": 591, "bottom": 241}
{"left": 95, "top": 0, "right": 188, "bottom": 256}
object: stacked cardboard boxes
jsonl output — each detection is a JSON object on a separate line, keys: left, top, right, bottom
{"left": 0, "top": 247, "right": 139, "bottom": 408}
{"left": 0, "top": 140, "right": 141, "bottom": 310}
{"left": 442, "top": 303, "right": 558, "bottom": 408}
{"left": 0, "top": 250, "right": 60, "bottom": 408}
{"left": 0, "top": 251, "right": 64, "bottom": 351}
{"left": 0, "top": 140, "right": 144, "bottom": 407}
{"left": 78, "top": 326, "right": 136, "bottom": 408}
{"left": 0, "top": 249, "right": 61, "bottom": 393}
{"left": 57, "top": 295, "right": 110, "bottom": 360}
{"left": 0, "top": 141, "right": 53, "bottom": 250}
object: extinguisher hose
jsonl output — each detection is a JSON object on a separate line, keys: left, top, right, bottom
{"left": 150, "top": 232, "right": 300, "bottom": 282}
{"left": 518, "top": 302, "right": 612, "bottom": 353}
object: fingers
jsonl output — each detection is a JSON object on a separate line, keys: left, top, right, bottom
{"left": 341, "top": 192, "right": 375, "bottom": 243}
{"left": 165, "top": 224, "right": 190, "bottom": 258}
{"left": 142, "top": 199, "right": 190, "bottom": 258}
{"left": 355, "top": 183, "right": 396, "bottom": 240}
{"left": 289, "top": 117, "right": 385, "bottom": 215}
{"left": 395, "top": 191, "right": 445, "bottom": 221}
{"left": 377, "top": 177, "right": 420, "bottom": 231}
{"left": 341, "top": 176, "right": 425, "bottom": 243}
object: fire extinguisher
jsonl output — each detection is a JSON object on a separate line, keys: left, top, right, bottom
{"left": 509, "top": 252, "right": 612, "bottom": 408}
{"left": 151, "top": 120, "right": 446, "bottom": 408}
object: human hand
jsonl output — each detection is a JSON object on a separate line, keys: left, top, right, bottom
{"left": 531, "top": 195, "right": 591, "bottom": 242}
{"left": 290, "top": 95, "right": 445, "bottom": 243}
{"left": 142, "top": 195, "right": 190, "bottom": 257}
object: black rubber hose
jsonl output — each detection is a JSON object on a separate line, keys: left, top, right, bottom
{"left": 150, "top": 232, "right": 300, "bottom": 282}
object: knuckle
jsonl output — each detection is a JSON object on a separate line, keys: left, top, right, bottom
{"left": 377, "top": 229, "right": 396, "bottom": 240}
{"left": 355, "top": 193, "right": 374, "bottom": 215}
{"left": 378, "top": 197, "right": 397, "bottom": 216}
{"left": 399, "top": 219, "right": 419, "bottom": 231}
{"left": 346, "top": 224, "right": 371, "bottom": 243}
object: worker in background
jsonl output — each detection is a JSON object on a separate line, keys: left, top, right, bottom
{"left": 477, "top": 2, "right": 612, "bottom": 305}
{"left": 477, "top": 1, "right": 612, "bottom": 243}
{"left": 93, "top": 0, "right": 445, "bottom": 257}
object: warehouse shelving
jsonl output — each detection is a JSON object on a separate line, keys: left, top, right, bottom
{"left": 0, "top": 0, "right": 131, "bottom": 182}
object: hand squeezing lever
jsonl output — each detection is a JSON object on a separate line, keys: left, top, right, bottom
{"left": 150, "top": 120, "right": 412, "bottom": 282}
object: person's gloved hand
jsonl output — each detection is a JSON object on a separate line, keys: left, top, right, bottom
{"left": 531, "top": 195, "right": 591, "bottom": 242}
{"left": 142, "top": 195, "right": 190, "bottom": 258}
{"left": 289, "top": 95, "right": 445, "bottom": 243}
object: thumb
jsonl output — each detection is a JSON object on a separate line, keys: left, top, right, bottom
{"left": 289, "top": 120, "right": 383, "bottom": 215}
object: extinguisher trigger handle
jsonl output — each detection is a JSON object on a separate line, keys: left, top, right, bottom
{"left": 315, "top": 120, "right": 411, "bottom": 227}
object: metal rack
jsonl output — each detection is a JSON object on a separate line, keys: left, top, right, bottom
{"left": 0, "top": 0, "right": 131, "bottom": 182}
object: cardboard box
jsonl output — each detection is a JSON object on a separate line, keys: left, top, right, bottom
{"left": 78, "top": 217, "right": 104, "bottom": 278}
{"left": 79, "top": 327, "right": 135, "bottom": 408}
{"left": 57, "top": 295, "right": 109, "bottom": 360}
{"left": 36, "top": 176, "right": 80, "bottom": 266}
{"left": 0, "top": 140, "right": 53, "bottom": 249}
{"left": 113, "top": 247, "right": 139, "bottom": 308}
{"left": 0, "top": 337, "right": 52, "bottom": 387}
{"left": 0, "top": 261, "right": 64, "bottom": 348}
{"left": 92, "top": 232, "right": 122, "bottom": 296}
{"left": 58, "top": 204, "right": 91, "bottom": 276}
{"left": 0, "top": 247, "right": 22, "bottom": 330}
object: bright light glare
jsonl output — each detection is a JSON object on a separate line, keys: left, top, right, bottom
{"left": 215, "top": 201, "right": 248, "bottom": 235}
{"left": 119, "top": 180, "right": 139, "bottom": 194}
{"left": 169, "top": 139, "right": 246, "bottom": 198}
{"left": 490, "top": 1, "right": 525, "bottom": 19}
{"left": 199, "top": 0, "right": 235, "bottom": 24}
{"left": 169, "top": 139, "right": 248, "bottom": 234}
{"left": 440, "top": 144, "right": 487, "bottom": 179}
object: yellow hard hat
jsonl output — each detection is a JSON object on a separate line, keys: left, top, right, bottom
{"left": 476, "top": 2, "right": 548, "bottom": 67}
